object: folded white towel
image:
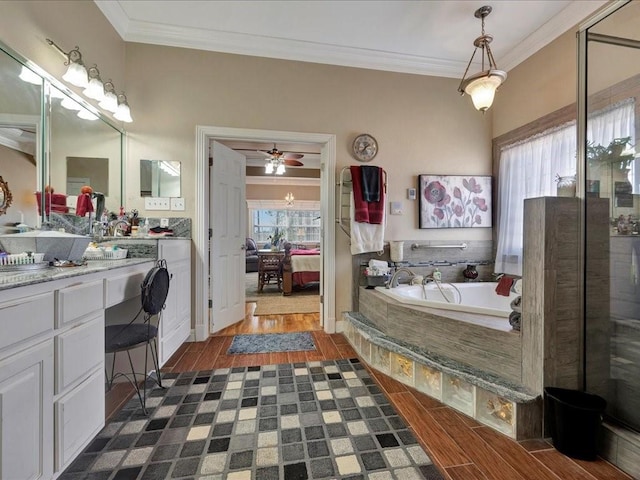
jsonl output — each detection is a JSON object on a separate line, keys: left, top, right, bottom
{"left": 513, "top": 279, "right": 522, "bottom": 294}
{"left": 350, "top": 193, "right": 385, "bottom": 255}
{"left": 369, "top": 259, "right": 389, "bottom": 269}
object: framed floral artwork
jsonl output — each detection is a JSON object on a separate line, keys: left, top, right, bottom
{"left": 418, "top": 175, "right": 492, "bottom": 229}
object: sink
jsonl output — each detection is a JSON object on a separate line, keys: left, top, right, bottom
{"left": 0, "top": 231, "right": 91, "bottom": 262}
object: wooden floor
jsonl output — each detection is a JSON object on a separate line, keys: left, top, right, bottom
{"left": 105, "top": 305, "right": 632, "bottom": 480}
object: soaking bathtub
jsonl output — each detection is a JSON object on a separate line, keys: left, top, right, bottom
{"left": 375, "top": 282, "right": 519, "bottom": 318}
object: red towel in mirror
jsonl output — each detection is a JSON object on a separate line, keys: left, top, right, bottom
{"left": 76, "top": 194, "right": 94, "bottom": 217}
{"left": 495, "top": 275, "right": 514, "bottom": 296}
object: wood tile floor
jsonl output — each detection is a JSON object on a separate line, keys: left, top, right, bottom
{"left": 105, "top": 306, "right": 633, "bottom": 480}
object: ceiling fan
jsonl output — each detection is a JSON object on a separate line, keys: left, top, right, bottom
{"left": 257, "top": 144, "right": 305, "bottom": 167}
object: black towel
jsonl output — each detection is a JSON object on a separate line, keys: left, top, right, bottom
{"left": 360, "top": 166, "right": 380, "bottom": 202}
{"left": 509, "top": 311, "right": 521, "bottom": 331}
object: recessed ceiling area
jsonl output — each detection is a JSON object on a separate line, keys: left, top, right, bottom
{"left": 96, "top": 0, "right": 607, "bottom": 78}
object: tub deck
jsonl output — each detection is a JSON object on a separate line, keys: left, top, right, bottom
{"left": 344, "top": 311, "right": 542, "bottom": 440}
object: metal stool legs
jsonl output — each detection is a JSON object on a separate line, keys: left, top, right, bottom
{"left": 105, "top": 336, "right": 164, "bottom": 416}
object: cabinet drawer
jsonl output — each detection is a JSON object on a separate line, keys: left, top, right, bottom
{"left": 56, "top": 280, "right": 104, "bottom": 329}
{"left": 105, "top": 270, "right": 147, "bottom": 308}
{"left": 0, "top": 292, "right": 53, "bottom": 353}
{"left": 159, "top": 240, "right": 190, "bottom": 262}
{"left": 55, "top": 368, "right": 104, "bottom": 472}
{"left": 55, "top": 313, "right": 104, "bottom": 394}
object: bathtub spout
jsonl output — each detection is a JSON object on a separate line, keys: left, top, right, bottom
{"left": 387, "top": 267, "right": 416, "bottom": 288}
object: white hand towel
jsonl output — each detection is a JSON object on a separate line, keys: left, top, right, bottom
{"left": 513, "top": 279, "right": 522, "bottom": 294}
{"left": 350, "top": 192, "right": 385, "bottom": 255}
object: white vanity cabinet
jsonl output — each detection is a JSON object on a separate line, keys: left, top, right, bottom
{"left": 0, "top": 290, "right": 55, "bottom": 480}
{"left": 53, "top": 280, "right": 105, "bottom": 473}
{"left": 158, "top": 239, "right": 191, "bottom": 365}
{"left": 0, "top": 260, "right": 155, "bottom": 479}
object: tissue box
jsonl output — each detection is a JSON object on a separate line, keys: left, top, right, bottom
{"left": 366, "top": 275, "right": 390, "bottom": 287}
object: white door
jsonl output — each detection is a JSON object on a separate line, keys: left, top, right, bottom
{"left": 210, "top": 141, "right": 246, "bottom": 333}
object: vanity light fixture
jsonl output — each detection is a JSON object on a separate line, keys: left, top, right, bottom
{"left": 98, "top": 81, "right": 119, "bottom": 113}
{"left": 77, "top": 108, "right": 99, "bottom": 121}
{"left": 46, "top": 39, "right": 88, "bottom": 88}
{"left": 114, "top": 93, "right": 133, "bottom": 123}
{"left": 457, "top": 5, "right": 507, "bottom": 113}
{"left": 18, "top": 66, "right": 42, "bottom": 85}
{"left": 82, "top": 65, "right": 105, "bottom": 101}
{"left": 60, "top": 95, "right": 83, "bottom": 111}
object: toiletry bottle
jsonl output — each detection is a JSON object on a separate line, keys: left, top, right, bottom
{"left": 433, "top": 268, "right": 441, "bottom": 281}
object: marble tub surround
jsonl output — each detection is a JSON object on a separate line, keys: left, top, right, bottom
{"left": 350, "top": 240, "right": 494, "bottom": 310}
{"left": 359, "top": 287, "right": 522, "bottom": 383}
{"left": 343, "top": 312, "right": 541, "bottom": 440}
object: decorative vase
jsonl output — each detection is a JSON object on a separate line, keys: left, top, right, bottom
{"left": 463, "top": 264, "right": 478, "bottom": 282}
{"left": 556, "top": 175, "right": 576, "bottom": 197}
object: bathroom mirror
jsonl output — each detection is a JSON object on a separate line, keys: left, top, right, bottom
{"left": 49, "top": 85, "right": 123, "bottom": 216}
{"left": 0, "top": 43, "right": 42, "bottom": 230}
{"left": 140, "top": 159, "right": 181, "bottom": 197}
{"left": 0, "top": 41, "right": 124, "bottom": 229}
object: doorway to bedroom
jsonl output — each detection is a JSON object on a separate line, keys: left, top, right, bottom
{"left": 195, "top": 126, "right": 336, "bottom": 340}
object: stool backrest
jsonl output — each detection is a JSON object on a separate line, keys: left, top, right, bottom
{"left": 142, "top": 259, "right": 171, "bottom": 315}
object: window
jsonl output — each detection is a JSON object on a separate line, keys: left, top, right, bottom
{"left": 495, "top": 99, "right": 634, "bottom": 275}
{"left": 250, "top": 206, "right": 321, "bottom": 244}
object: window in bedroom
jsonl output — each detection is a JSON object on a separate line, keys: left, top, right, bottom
{"left": 251, "top": 208, "right": 321, "bottom": 244}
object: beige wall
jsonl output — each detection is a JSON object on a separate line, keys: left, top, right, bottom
{"left": 492, "top": 29, "right": 578, "bottom": 138}
{"left": 122, "top": 42, "right": 494, "bottom": 316}
{"left": 1, "top": 0, "right": 602, "bottom": 324}
{"left": 0, "top": 1, "right": 126, "bottom": 98}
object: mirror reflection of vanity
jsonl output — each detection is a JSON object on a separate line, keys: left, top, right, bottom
{"left": 0, "top": 41, "right": 124, "bottom": 233}
{"left": 140, "top": 159, "right": 181, "bottom": 197}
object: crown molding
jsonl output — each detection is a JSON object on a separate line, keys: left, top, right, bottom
{"left": 96, "top": 0, "right": 608, "bottom": 78}
{"left": 499, "top": 0, "right": 608, "bottom": 71}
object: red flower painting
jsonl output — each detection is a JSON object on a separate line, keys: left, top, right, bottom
{"left": 419, "top": 175, "right": 492, "bottom": 228}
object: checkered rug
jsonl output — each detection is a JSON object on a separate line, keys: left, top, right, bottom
{"left": 60, "top": 359, "right": 444, "bottom": 479}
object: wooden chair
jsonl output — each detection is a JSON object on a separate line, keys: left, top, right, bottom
{"left": 258, "top": 252, "right": 283, "bottom": 292}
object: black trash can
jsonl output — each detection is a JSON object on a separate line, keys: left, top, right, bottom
{"left": 544, "top": 387, "right": 607, "bottom": 460}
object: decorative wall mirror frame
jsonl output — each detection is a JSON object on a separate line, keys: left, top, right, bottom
{"left": 0, "top": 40, "right": 125, "bottom": 231}
{"left": 0, "top": 176, "right": 13, "bottom": 215}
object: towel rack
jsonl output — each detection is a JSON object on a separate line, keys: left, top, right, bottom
{"left": 336, "top": 166, "right": 388, "bottom": 238}
{"left": 411, "top": 243, "right": 467, "bottom": 250}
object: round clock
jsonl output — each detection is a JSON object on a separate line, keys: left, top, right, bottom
{"left": 352, "top": 133, "right": 378, "bottom": 162}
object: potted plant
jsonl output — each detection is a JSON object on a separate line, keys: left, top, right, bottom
{"left": 268, "top": 228, "right": 283, "bottom": 251}
{"left": 587, "top": 136, "right": 634, "bottom": 172}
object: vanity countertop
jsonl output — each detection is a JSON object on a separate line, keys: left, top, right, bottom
{"left": 0, "top": 258, "right": 154, "bottom": 291}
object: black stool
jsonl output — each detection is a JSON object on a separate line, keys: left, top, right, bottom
{"left": 105, "top": 260, "right": 171, "bottom": 414}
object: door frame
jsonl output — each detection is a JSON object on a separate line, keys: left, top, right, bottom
{"left": 194, "top": 126, "right": 336, "bottom": 341}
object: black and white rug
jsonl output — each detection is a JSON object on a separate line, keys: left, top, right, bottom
{"left": 60, "top": 359, "right": 444, "bottom": 479}
{"left": 228, "top": 332, "right": 316, "bottom": 354}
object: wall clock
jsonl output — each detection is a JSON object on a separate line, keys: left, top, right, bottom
{"left": 352, "top": 133, "right": 378, "bottom": 162}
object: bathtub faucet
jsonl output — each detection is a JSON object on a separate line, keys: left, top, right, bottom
{"left": 386, "top": 267, "right": 416, "bottom": 288}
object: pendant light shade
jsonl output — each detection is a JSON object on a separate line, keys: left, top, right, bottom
{"left": 98, "top": 81, "right": 119, "bottom": 113}
{"left": 458, "top": 6, "right": 507, "bottom": 113}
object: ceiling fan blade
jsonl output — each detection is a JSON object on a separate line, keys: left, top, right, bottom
{"left": 284, "top": 159, "right": 304, "bottom": 167}
{"left": 283, "top": 153, "right": 304, "bottom": 160}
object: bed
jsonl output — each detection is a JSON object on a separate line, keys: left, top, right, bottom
{"left": 282, "top": 243, "right": 321, "bottom": 296}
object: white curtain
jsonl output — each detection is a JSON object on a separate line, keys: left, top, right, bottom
{"left": 494, "top": 100, "right": 634, "bottom": 276}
